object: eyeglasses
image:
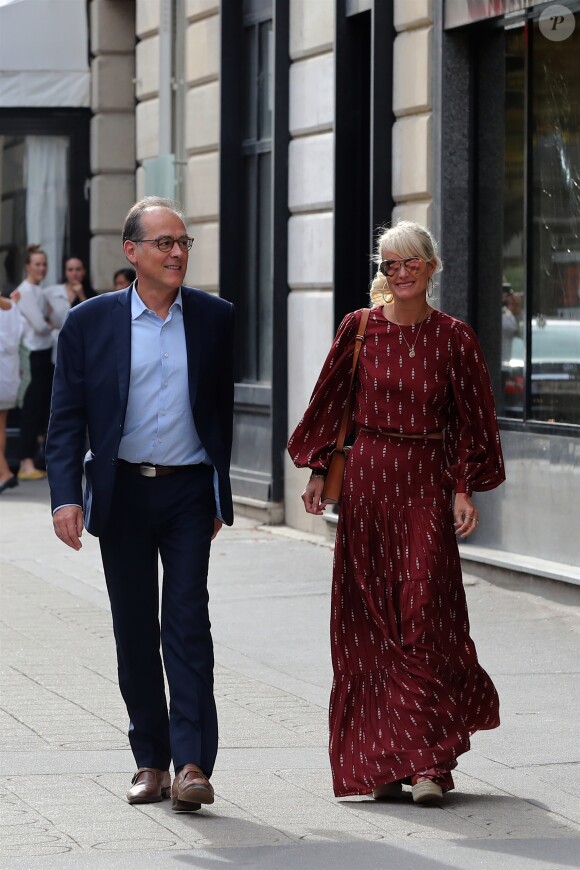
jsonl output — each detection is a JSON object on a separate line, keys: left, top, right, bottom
{"left": 131, "top": 236, "right": 194, "bottom": 252}
{"left": 379, "top": 257, "right": 425, "bottom": 277}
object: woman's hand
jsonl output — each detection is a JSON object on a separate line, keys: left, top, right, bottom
{"left": 454, "top": 492, "right": 479, "bottom": 539}
{"left": 301, "top": 475, "right": 329, "bottom": 515}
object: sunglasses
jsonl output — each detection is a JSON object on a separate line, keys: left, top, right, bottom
{"left": 379, "top": 257, "right": 426, "bottom": 277}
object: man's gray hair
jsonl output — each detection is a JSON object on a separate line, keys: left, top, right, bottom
{"left": 122, "top": 197, "right": 185, "bottom": 243}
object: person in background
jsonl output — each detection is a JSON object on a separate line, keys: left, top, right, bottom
{"left": 60, "top": 257, "right": 96, "bottom": 307}
{"left": 289, "top": 220, "right": 505, "bottom": 806}
{"left": 1, "top": 246, "right": 18, "bottom": 298}
{"left": 44, "top": 256, "right": 95, "bottom": 366}
{"left": 113, "top": 267, "right": 136, "bottom": 291}
{"left": 501, "top": 282, "right": 519, "bottom": 365}
{"left": 13, "top": 245, "right": 55, "bottom": 481}
{"left": 0, "top": 295, "right": 23, "bottom": 493}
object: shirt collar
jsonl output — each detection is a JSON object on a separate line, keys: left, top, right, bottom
{"left": 130, "top": 282, "right": 183, "bottom": 320}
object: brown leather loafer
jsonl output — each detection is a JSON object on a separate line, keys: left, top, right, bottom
{"left": 127, "top": 768, "right": 171, "bottom": 804}
{"left": 171, "top": 763, "right": 214, "bottom": 812}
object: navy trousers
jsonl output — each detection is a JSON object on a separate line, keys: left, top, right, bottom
{"left": 99, "top": 463, "right": 217, "bottom": 775}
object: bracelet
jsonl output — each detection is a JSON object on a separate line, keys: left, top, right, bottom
{"left": 310, "top": 472, "right": 326, "bottom": 481}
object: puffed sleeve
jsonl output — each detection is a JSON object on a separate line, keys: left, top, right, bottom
{"left": 442, "top": 321, "right": 506, "bottom": 496}
{"left": 288, "top": 311, "right": 359, "bottom": 473}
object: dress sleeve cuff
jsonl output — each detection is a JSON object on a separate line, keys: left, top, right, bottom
{"left": 454, "top": 480, "right": 472, "bottom": 496}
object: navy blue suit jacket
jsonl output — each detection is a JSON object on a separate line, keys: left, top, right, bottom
{"left": 46, "top": 285, "right": 235, "bottom": 536}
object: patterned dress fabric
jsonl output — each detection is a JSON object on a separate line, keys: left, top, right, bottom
{"left": 288, "top": 307, "right": 505, "bottom": 797}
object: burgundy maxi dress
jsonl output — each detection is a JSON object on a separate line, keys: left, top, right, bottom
{"left": 288, "top": 307, "right": 505, "bottom": 797}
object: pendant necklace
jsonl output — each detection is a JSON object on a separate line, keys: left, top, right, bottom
{"left": 391, "top": 307, "right": 429, "bottom": 358}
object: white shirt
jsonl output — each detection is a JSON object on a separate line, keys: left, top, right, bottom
{"left": 15, "top": 280, "right": 52, "bottom": 352}
{"left": 44, "top": 284, "right": 71, "bottom": 364}
{"left": 0, "top": 300, "right": 23, "bottom": 407}
{"left": 118, "top": 285, "right": 222, "bottom": 519}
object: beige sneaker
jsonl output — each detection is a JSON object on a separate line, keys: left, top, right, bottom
{"left": 372, "top": 781, "right": 403, "bottom": 800}
{"left": 412, "top": 777, "right": 443, "bottom": 805}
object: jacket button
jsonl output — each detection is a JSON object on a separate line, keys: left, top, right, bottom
{"left": 111, "top": 459, "right": 116, "bottom": 465}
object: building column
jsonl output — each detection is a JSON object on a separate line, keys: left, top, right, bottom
{"left": 285, "top": 0, "right": 336, "bottom": 534}
{"left": 391, "top": 1, "right": 434, "bottom": 228}
{"left": 89, "top": 0, "right": 136, "bottom": 292}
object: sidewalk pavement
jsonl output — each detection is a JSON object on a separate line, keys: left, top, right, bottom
{"left": 0, "top": 479, "right": 579, "bottom": 870}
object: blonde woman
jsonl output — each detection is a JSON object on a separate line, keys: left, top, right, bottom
{"left": 288, "top": 220, "right": 505, "bottom": 805}
{"left": 13, "top": 245, "right": 53, "bottom": 480}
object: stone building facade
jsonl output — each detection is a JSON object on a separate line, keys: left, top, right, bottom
{"left": 2, "top": 0, "right": 578, "bottom": 584}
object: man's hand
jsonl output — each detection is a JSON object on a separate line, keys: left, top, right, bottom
{"left": 53, "top": 505, "right": 84, "bottom": 550}
{"left": 211, "top": 518, "right": 222, "bottom": 541}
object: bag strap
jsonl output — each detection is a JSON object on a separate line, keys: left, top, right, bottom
{"left": 334, "top": 307, "right": 371, "bottom": 455}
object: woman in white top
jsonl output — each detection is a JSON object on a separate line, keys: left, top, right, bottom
{"left": 44, "top": 256, "right": 96, "bottom": 364}
{"left": 0, "top": 296, "right": 23, "bottom": 492}
{"left": 13, "top": 245, "right": 54, "bottom": 480}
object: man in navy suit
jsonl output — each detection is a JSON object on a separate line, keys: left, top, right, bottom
{"left": 46, "top": 197, "right": 234, "bottom": 811}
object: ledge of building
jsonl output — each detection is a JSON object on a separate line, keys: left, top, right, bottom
{"left": 458, "top": 543, "right": 579, "bottom": 587}
{"left": 233, "top": 495, "right": 284, "bottom": 525}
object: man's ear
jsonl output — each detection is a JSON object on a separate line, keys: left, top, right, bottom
{"left": 124, "top": 240, "right": 137, "bottom": 266}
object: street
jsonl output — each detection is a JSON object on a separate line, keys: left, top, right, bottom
{"left": 0, "top": 479, "right": 579, "bottom": 869}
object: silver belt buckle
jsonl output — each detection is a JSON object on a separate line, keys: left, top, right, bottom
{"left": 139, "top": 464, "right": 157, "bottom": 478}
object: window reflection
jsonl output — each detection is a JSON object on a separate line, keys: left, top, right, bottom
{"left": 501, "top": 27, "right": 526, "bottom": 419}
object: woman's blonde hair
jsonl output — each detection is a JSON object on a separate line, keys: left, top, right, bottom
{"left": 369, "top": 220, "right": 443, "bottom": 306}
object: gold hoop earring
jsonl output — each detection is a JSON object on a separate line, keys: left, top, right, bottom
{"left": 381, "top": 275, "right": 390, "bottom": 304}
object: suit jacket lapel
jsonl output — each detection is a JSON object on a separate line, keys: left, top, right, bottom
{"left": 182, "top": 287, "right": 201, "bottom": 409}
{"left": 112, "top": 288, "right": 132, "bottom": 413}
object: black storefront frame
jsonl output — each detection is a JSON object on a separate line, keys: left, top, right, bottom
{"left": 219, "top": 0, "right": 290, "bottom": 505}
{"left": 333, "top": 0, "right": 395, "bottom": 327}
{"left": 0, "top": 109, "right": 91, "bottom": 279}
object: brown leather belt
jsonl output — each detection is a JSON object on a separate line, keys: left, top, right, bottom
{"left": 117, "top": 460, "right": 199, "bottom": 478}
{"left": 361, "top": 427, "right": 444, "bottom": 441}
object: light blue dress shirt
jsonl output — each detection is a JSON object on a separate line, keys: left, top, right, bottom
{"left": 118, "top": 286, "right": 222, "bottom": 519}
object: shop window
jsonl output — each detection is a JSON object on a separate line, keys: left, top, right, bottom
{"left": 241, "top": 12, "right": 273, "bottom": 382}
{"left": 500, "top": 12, "right": 580, "bottom": 426}
{"left": 219, "top": 0, "right": 289, "bottom": 502}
